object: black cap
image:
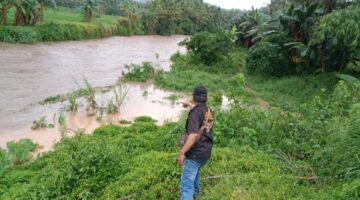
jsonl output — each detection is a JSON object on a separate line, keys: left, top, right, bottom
{"left": 193, "top": 86, "right": 208, "bottom": 103}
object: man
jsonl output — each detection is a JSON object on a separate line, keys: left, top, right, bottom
{"left": 177, "top": 86, "right": 214, "bottom": 200}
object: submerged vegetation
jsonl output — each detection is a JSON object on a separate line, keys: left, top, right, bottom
{"left": 123, "top": 62, "right": 156, "bottom": 82}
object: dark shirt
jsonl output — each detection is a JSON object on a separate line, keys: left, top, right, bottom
{"left": 185, "top": 103, "right": 213, "bottom": 160}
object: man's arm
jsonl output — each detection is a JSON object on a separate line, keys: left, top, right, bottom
{"left": 177, "top": 133, "right": 198, "bottom": 167}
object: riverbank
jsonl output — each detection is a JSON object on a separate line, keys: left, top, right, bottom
{"left": 0, "top": 8, "right": 141, "bottom": 44}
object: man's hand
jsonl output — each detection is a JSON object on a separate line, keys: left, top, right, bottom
{"left": 181, "top": 102, "right": 193, "bottom": 109}
{"left": 177, "top": 153, "right": 185, "bottom": 167}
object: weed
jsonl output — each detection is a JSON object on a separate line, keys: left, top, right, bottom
{"left": 107, "top": 99, "right": 116, "bottom": 114}
{"left": 58, "top": 112, "right": 66, "bottom": 127}
{"left": 67, "top": 93, "right": 78, "bottom": 112}
{"left": 123, "top": 62, "right": 156, "bottom": 82}
{"left": 112, "top": 84, "right": 129, "bottom": 112}
{"left": 31, "top": 116, "right": 47, "bottom": 130}
{"left": 75, "top": 76, "right": 98, "bottom": 115}
{"left": 119, "top": 120, "right": 132, "bottom": 125}
{"left": 165, "top": 94, "right": 179, "bottom": 104}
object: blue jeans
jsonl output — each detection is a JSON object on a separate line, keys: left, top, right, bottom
{"left": 181, "top": 159, "right": 208, "bottom": 200}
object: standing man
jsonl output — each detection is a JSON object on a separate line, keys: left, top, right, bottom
{"left": 177, "top": 86, "right": 214, "bottom": 200}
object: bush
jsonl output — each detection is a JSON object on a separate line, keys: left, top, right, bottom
{"left": 0, "top": 133, "right": 128, "bottom": 199}
{"left": 6, "top": 139, "right": 36, "bottom": 166}
{"left": 246, "top": 40, "right": 290, "bottom": 76}
{"left": 123, "top": 62, "right": 156, "bottom": 82}
{"left": 181, "top": 30, "right": 235, "bottom": 65}
{"left": 0, "top": 26, "right": 38, "bottom": 44}
{"left": 0, "top": 149, "right": 8, "bottom": 175}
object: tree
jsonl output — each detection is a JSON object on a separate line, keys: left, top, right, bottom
{"left": 279, "top": 2, "right": 323, "bottom": 44}
{"left": 310, "top": 6, "right": 360, "bottom": 72}
{"left": 0, "top": 0, "right": 55, "bottom": 25}
{"left": 236, "top": 8, "right": 271, "bottom": 48}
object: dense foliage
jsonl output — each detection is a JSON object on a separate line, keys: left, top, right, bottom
{"left": 238, "top": 1, "right": 360, "bottom": 76}
{"left": 0, "top": 139, "right": 37, "bottom": 174}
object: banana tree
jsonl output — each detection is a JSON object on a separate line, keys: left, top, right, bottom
{"left": 237, "top": 8, "right": 271, "bottom": 48}
{"left": 0, "top": 0, "right": 11, "bottom": 24}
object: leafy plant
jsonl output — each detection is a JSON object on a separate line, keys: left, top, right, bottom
{"left": 6, "top": 139, "right": 36, "bottom": 165}
{"left": 181, "top": 30, "right": 235, "bottom": 65}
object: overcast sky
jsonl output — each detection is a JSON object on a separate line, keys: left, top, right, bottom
{"left": 204, "top": 0, "right": 271, "bottom": 10}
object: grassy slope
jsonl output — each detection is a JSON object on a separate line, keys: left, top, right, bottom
{"left": 245, "top": 73, "right": 339, "bottom": 110}
{"left": 0, "top": 121, "right": 327, "bottom": 200}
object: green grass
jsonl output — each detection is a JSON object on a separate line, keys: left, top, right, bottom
{"left": 245, "top": 73, "right": 340, "bottom": 110}
{"left": 0, "top": 121, "right": 333, "bottom": 200}
{"left": 6, "top": 7, "right": 119, "bottom": 26}
{"left": 0, "top": 7, "right": 137, "bottom": 43}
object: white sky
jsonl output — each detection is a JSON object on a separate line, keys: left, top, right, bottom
{"left": 204, "top": 0, "right": 271, "bottom": 10}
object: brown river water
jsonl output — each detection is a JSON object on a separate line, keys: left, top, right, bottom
{"left": 0, "top": 35, "right": 188, "bottom": 152}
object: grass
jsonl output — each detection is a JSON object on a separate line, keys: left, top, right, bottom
{"left": 245, "top": 73, "right": 340, "bottom": 110}
{"left": 6, "top": 7, "right": 119, "bottom": 26}
{"left": 0, "top": 120, "right": 331, "bottom": 199}
{"left": 0, "top": 7, "right": 137, "bottom": 43}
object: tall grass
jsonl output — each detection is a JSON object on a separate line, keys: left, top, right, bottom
{"left": 0, "top": 8, "right": 138, "bottom": 44}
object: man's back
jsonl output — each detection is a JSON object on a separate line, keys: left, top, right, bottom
{"left": 185, "top": 103, "right": 214, "bottom": 161}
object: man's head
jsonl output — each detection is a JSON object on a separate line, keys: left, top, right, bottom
{"left": 192, "top": 86, "right": 208, "bottom": 104}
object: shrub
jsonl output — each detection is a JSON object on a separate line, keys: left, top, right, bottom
{"left": 6, "top": 139, "right": 36, "bottom": 166}
{"left": 0, "top": 134, "right": 128, "bottom": 199}
{"left": 123, "top": 62, "right": 156, "bottom": 82}
{"left": 0, "top": 149, "right": 8, "bottom": 175}
{"left": 0, "top": 26, "right": 38, "bottom": 44}
{"left": 246, "top": 40, "right": 289, "bottom": 76}
{"left": 181, "top": 30, "right": 235, "bottom": 65}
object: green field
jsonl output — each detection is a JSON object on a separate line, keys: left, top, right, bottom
{"left": 0, "top": 8, "right": 137, "bottom": 44}
{"left": 6, "top": 7, "right": 119, "bottom": 26}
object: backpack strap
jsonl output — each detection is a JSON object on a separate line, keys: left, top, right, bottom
{"left": 195, "top": 106, "right": 213, "bottom": 143}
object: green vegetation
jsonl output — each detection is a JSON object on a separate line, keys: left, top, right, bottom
{"left": 238, "top": 1, "right": 360, "bottom": 76}
{"left": 67, "top": 93, "right": 78, "bottom": 112}
{"left": 119, "top": 119, "right": 132, "bottom": 125}
{"left": 0, "top": 7, "right": 139, "bottom": 43}
{"left": 1, "top": 1, "right": 360, "bottom": 199}
{"left": 31, "top": 116, "right": 48, "bottom": 130}
{"left": 123, "top": 62, "right": 156, "bottom": 82}
{"left": 0, "top": 139, "right": 37, "bottom": 174}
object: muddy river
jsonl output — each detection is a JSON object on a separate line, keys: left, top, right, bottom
{"left": 0, "top": 35, "right": 188, "bottom": 151}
